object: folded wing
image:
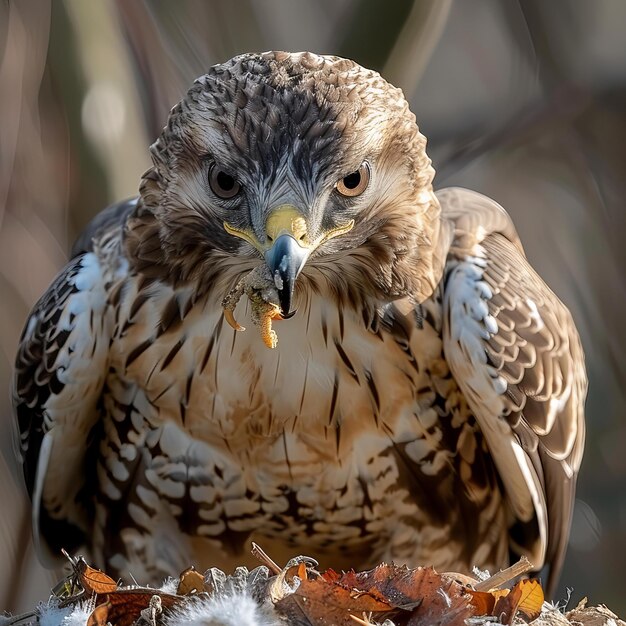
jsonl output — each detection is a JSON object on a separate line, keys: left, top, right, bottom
{"left": 13, "top": 251, "right": 112, "bottom": 563}
{"left": 439, "top": 187, "right": 586, "bottom": 593}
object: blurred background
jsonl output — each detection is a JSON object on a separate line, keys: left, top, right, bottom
{"left": 1, "top": 0, "right": 624, "bottom": 615}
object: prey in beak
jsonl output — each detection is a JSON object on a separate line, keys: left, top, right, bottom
{"left": 264, "top": 233, "right": 308, "bottom": 318}
{"left": 221, "top": 204, "right": 353, "bottom": 346}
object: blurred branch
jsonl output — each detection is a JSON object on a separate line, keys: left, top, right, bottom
{"left": 384, "top": 0, "right": 452, "bottom": 95}
{"left": 115, "top": 0, "right": 265, "bottom": 139}
{"left": 64, "top": 0, "right": 150, "bottom": 206}
{"left": 0, "top": 2, "right": 62, "bottom": 612}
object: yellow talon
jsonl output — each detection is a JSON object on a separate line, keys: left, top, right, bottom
{"left": 250, "top": 299, "right": 281, "bottom": 349}
{"left": 261, "top": 321, "right": 278, "bottom": 349}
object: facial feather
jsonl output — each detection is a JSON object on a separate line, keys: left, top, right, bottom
{"left": 127, "top": 52, "right": 446, "bottom": 311}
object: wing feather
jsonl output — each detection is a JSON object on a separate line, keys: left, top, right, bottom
{"left": 13, "top": 252, "right": 112, "bottom": 563}
{"left": 70, "top": 197, "right": 137, "bottom": 257}
{"left": 439, "top": 188, "right": 586, "bottom": 594}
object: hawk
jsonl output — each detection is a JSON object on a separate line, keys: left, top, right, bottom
{"left": 14, "top": 51, "right": 585, "bottom": 594}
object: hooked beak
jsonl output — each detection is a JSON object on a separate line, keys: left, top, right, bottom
{"left": 223, "top": 204, "right": 354, "bottom": 319}
{"left": 265, "top": 235, "right": 309, "bottom": 317}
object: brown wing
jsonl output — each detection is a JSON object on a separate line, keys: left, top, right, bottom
{"left": 13, "top": 251, "right": 112, "bottom": 563}
{"left": 439, "top": 187, "right": 586, "bottom": 595}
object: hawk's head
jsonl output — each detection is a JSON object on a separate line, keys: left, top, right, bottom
{"left": 127, "top": 51, "right": 448, "bottom": 316}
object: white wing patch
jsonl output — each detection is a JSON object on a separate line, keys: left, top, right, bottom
{"left": 444, "top": 256, "right": 507, "bottom": 410}
{"left": 444, "top": 251, "right": 548, "bottom": 565}
{"left": 14, "top": 250, "right": 118, "bottom": 562}
{"left": 525, "top": 298, "right": 545, "bottom": 331}
{"left": 31, "top": 432, "right": 54, "bottom": 563}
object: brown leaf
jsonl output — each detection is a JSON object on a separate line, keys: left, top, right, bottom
{"left": 491, "top": 579, "right": 544, "bottom": 624}
{"left": 75, "top": 557, "right": 117, "bottom": 594}
{"left": 406, "top": 573, "right": 475, "bottom": 626}
{"left": 279, "top": 565, "right": 475, "bottom": 626}
{"left": 466, "top": 589, "right": 496, "bottom": 615}
{"left": 466, "top": 587, "right": 512, "bottom": 615}
{"left": 321, "top": 568, "right": 341, "bottom": 583}
{"left": 177, "top": 566, "right": 206, "bottom": 595}
{"left": 493, "top": 584, "right": 523, "bottom": 625}
{"left": 275, "top": 574, "right": 397, "bottom": 626}
{"left": 86, "top": 589, "right": 180, "bottom": 626}
{"left": 86, "top": 602, "right": 111, "bottom": 626}
{"left": 329, "top": 564, "right": 475, "bottom": 625}
{"left": 335, "top": 564, "right": 438, "bottom": 610}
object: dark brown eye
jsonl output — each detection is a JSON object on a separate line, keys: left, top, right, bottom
{"left": 209, "top": 166, "right": 241, "bottom": 199}
{"left": 336, "top": 162, "right": 370, "bottom": 197}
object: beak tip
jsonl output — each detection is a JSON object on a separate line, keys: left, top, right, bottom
{"left": 278, "top": 289, "right": 294, "bottom": 319}
{"left": 265, "top": 234, "right": 309, "bottom": 320}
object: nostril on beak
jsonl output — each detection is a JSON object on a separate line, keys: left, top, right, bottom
{"left": 267, "top": 234, "right": 273, "bottom": 242}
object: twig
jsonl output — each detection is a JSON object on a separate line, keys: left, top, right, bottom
{"left": 1, "top": 610, "right": 38, "bottom": 625}
{"left": 251, "top": 542, "right": 282, "bottom": 575}
{"left": 473, "top": 556, "right": 534, "bottom": 592}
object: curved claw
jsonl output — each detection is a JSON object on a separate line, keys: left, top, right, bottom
{"left": 224, "top": 308, "right": 245, "bottom": 332}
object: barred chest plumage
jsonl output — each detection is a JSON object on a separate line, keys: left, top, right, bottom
{"left": 93, "top": 267, "right": 506, "bottom": 581}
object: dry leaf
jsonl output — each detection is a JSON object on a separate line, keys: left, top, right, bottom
{"left": 320, "top": 568, "right": 341, "bottom": 584}
{"left": 516, "top": 579, "right": 544, "bottom": 620}
{"left": 86, "top": 601, "right": 111, "bottom": 626}
{"left": 405, "top": 572, "right": 475, "bottom": 626}
{"left": 177, "top": 566, "right": 206, "bottom": 595}
{"left": 466, "top": 589, "right": 496, "bottom": 615}
{"left": 493, "top": 583, "right": 523, "bottom": 625}
{"left": 283, "top": 561, "right": 310, "bottom": 587}
{"left": 86, "top": 589, "right": 180, "bottom": 626}
{"left": 466, "top": 587, "right": 511, "bottom": 616}
{"left": 331, "top": 564, "right": 474, "bottom": 625}
{"left": 279, "top": 564, "right": 476, "bottom": 626}
{"left": 75, "top": 557, "right": 118, "bottom": 594}
{"left": 276, "top": 574, "right": 397, "bottom": 626}
{"left": 491, "top": 579, "right": 544, "bottom": 624}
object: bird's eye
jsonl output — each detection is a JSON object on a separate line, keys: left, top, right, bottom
{"left": 335, "top": 162, "right": 370, "bottom": 197}
{"left": 209, "top": 166, "right": 241, "bottom": 199}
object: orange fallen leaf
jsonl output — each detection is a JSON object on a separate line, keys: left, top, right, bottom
{"left": 492, "top": 578, "right": 544, "bottom": 624}
{"left": 75, "top": 557, "right": 117, "bottom": 594}
{"left": 466, "top": 589, "right": 496, "bottom": 615}
{"left": 281, "top": 560, "right": 310, "bottom": 588}
{"left": 516, "top": 579, "right": 544, "bottom": 619}
{"left": 467, "top": 587, "right": 512, "bottom": 615}
{"left": 494, "top": 583, "right": 523, "bottom": 625}
{"left": 86, "top": 601, "right": 111, "bottom": 626}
